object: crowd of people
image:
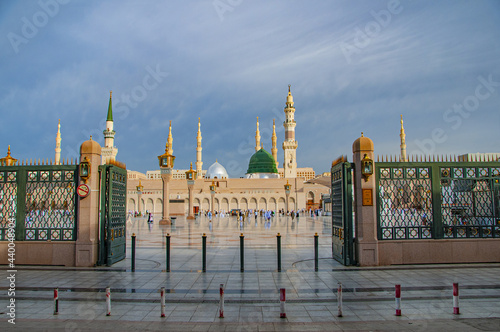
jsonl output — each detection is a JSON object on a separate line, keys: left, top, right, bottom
{"left": 128, "top": 208, "right": 324, "bottom": 223}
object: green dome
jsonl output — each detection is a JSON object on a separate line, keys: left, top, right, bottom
{"left": 246, "top": 148, "right": 278, "bottom": 174}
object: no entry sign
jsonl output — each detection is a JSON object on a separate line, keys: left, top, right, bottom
{"left": 77, "top": 184, "right": 90, "bottom": 198}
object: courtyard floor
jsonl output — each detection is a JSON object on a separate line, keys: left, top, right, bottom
{"left": 1, "top": 214, "right": 499, "bottom": 331}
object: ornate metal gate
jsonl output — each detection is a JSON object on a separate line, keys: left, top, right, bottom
{"left": 376, "top": 161, "right": 500, "bottom": 240}
{"left": 331, "top": 156, "right": 355, "bottom": 265}
{"left": 0, "top": 165, "right": 78, "bottom": 241}
{"left": 98, "top": 164, "right": 127, "bottom": 266}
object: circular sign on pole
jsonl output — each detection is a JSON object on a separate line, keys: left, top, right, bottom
{"left": 77, "top": 184, "right": 90, "bottom": 198}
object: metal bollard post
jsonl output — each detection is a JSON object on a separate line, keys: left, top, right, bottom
{"left": 160, "top": 287, "right": 166, "bottom": 317}
{"left": 395, "top": 284, "right": 401, "bottom": 316}
{"left": 131, "top": 233, "right": 136, "bottom": 272}
{"left": 166, "top": 233, "right": 171, "bottom": 272}
{"left": 280, "top": 288, "right": 286, "bottom": 318}
{"left": 240, "top": 233, "right": 244, "bottom": 272}
{"left": 337, "top": 282, "right": 343, "bottom": 317}
{"left": 314, "top": 233, "right": 319, "bottom": 272}
{"left": 106, "top": 287, "right": 111, "bottom": 316}
{"left": 453, "top": 283, "right": 459, "bottom": 315}
{"left": 219, "top": 284, "right": 224, "bottom": 318}
{"left": 202, "top": 233, "right": 207, "bottom": 272}
{"left": 53, "top": 288, "right": 59, "bottom": 315}
{"left": 277, "top": 233, "right": 282, "bottom": 272}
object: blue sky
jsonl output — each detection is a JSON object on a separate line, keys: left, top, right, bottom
{"left": 1, "top": 0, "right": 499, "bottom": 177}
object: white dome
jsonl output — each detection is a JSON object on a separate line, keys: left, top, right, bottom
{"left": 206, "top": 161, "right": 229, "bottom": 179}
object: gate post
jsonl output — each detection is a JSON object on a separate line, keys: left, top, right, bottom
{"left": 352, "top": 133, "right": 378, "bottom": 266}
{"left": 75, "top": 137, "right": 102, "bottom": 267}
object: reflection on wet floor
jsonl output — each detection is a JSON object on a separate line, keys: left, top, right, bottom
{"left": 126, "top": 214, "right": 333, "bottom": 248}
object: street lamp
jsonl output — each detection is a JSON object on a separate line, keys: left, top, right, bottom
{"left": 185, "top": 162, "right": 197, "bottom": 220}
{"left": 136, "top": 180, "right": 144, "bottom": 216}
{"left": 284, "top": 180, "right": 291, "bottom": 215}
{"left": 158, "top": 142, "right": 175, "bottom": 224}
{"left": 361, "top": 154, "right": 373, "bottom": 182}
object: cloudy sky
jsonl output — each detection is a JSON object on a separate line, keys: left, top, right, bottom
{"left": 1, "top": 0, "right": 499, "bottom": 177}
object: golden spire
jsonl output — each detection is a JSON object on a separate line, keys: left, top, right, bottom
{"left": 0, "top": 145, "right": 18, "bottom": 166}
{"left": 167, "top": 120, "right": 173, "bottom": 155}
{"left": 55, "top": 119, "right": 62, "bottom": 165}
{"left": 400, "top": 115, "right": 407, "bottom": 162}
{"left": 272, "top": 118, "right": 278, "bottom": 168}
{"left": 190, "top": 162, "right": 193, "bottom": 170}
{"left": 196, "top": 118, "right": 203, "bottom": 179}
{"left": 255, "top": 116, "right": 261, "bottom": 152}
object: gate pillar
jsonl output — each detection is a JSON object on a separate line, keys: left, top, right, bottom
{"left": 75, "top": 137, "right": 102, "bottom": 267}
{"left": 352, "top": 133, "right": 378, "bottom": 266}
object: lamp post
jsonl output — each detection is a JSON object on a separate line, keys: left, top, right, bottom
{"left": 136, "top": 180, "right": 144, "bottom": 216}
{"left": 284, "top": 180, "right": 291, "bottom": 215}
{"left": 185, "top": 162, "right": 196, "bottom": 220}
{"left": 158, "top": 142, "right": 175, "bottom": 225}
{"left": 209, "top": 180, "right": 216, "bottom": 213}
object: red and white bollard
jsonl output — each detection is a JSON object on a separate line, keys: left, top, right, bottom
{"left": 219, "top": 284, "right": 224, "bottom": 318}
{"left": 280, "top": 288, "right": 286, "bottom": 318}
{"left": 106, "top": 287, "right": 111, "bottom": 316}
{"left": 337, "top": 282, "right": 343, "bottom": 317}
{"left": 395, "top": 284, "right": 401, "bottom": 316}
{"left": 53, "top": 288, "right": 59, "bottom": 315}
{"left": 453, "top": 283, "right": 459, "bottom": 315}
{"left": 160, "top": 287, "right": 166, "bottom": 317}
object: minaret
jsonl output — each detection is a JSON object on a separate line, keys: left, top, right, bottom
{"left": 167, "top": 120, "right": 173, "bottom": 156}
{"left": 282, "top": 85, "right": 298, "bottom": 178}
{"left": 255, "top": 117, "right": 261, "bottom": 152}
{"left": 400, "top": 115, "right": 407, "bottom": 162}
{"left": 102, "top": 91, "right": 118, "bottom": 164}
{"left": 55, "top": 119, "right": 61, "bottom": 165}
{"left": 196, "top": 118, "right": 203, "bottom": 179}
{"left": 271, "top": 119, "right": 278, "bottom": 169}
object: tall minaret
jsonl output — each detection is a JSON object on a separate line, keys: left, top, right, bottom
{"left": 55, "top": 119, "right": 61, "bottom": 165}
{"left": 196, "top": 118, "right": 203, "bottom": 179}
{"left": 282, "top": 85, "right": 298, "bottom": 178}
{"left": 255, "top": 117, "right": 261, "bottom": 152}
{"left": 167, "top": 120, "right": 173, "bottom": 156}
{"left": 271, "top": 119, "right": 278, "bottom": 169}
{"left": 102, "top": 91, "right": 118, "bottom": 164}
{"left": 400, "top": 115, "right": 407, "bottom": 162}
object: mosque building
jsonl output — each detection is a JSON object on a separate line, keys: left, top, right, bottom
{"left": 124, "top": 86, "right": 329, "bottom": 215}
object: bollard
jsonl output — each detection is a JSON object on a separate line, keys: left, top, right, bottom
{"left": 160, "top": 287, "right": 166, "bottom": 317}
{"left": 202, "top": 233, "right": 207, "bottom": 272}
{"left": 277, "top": 233, "right": 282, "bottom": 272}
{"left": 131, "top": 233, "right": 136, "bottom": 272}
{"left": 395, "top": 284, "right": 401, "bottom": 316}
{"left": 314, "top": 233, "right": 319, "bottom": 272}
{"left": 240, "top": 233, "right": 244, "bottom": 272}
{"left": 219, "top": 283, "right": 224, "bottom": 318}
{"left": 53, "top": 288, "right": 59, "bottom": 315}
{"left": 453, "top": 283, "right": 459, "bottom": 315}
{"left": 166, "top": 233, "right": 171, "bottom": 272}
{"left": 337, "top": 282, "right": 343, "bottom": 317}
{"left": 279, "top": 288, "right": 286, "bottom": 318}
{"left": 106, "top": 287, "right": 111, "bottom": 316}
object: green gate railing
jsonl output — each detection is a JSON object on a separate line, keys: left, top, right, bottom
{"left": 376, "top": 161, "right": 500, "bottom": 240}
{"left": 331, "top": 157, "right": 355, "bottom": 266}
{"left": 0, "top": 165, "right": 78, "bottom": 241}
{"left": 98, "top": 164, "right": 127, "bottom": 266}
